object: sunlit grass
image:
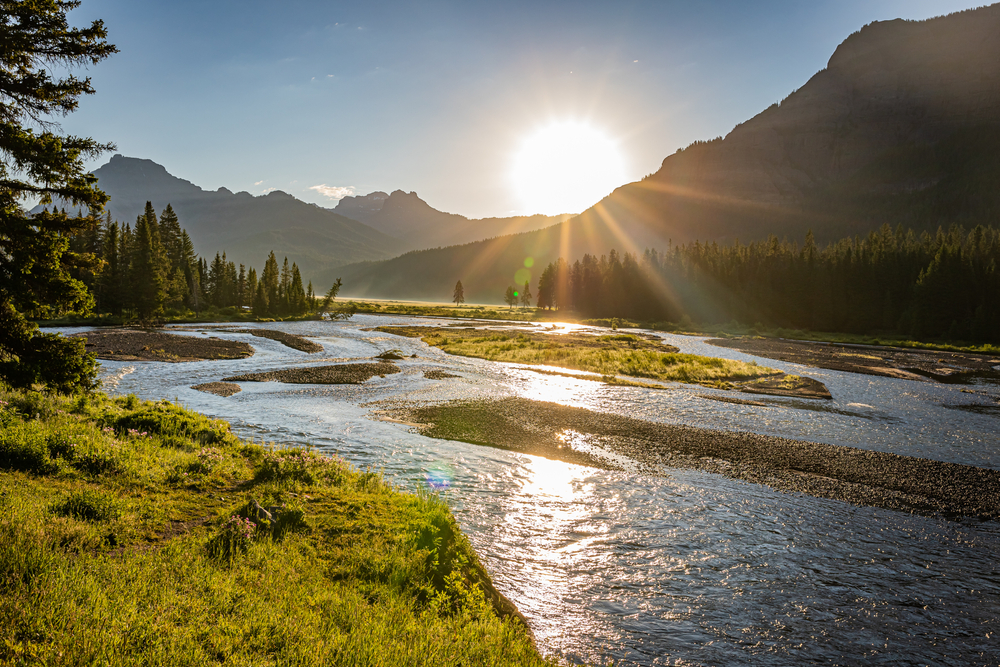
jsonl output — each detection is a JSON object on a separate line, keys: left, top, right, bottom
{"left": 419, "top": 330, "right": 779, "bottom": 386}
{"left": 0, "top": 387, "right": 549, "bottom": 666}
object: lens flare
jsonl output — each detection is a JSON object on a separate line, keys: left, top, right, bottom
{"left": 425, "top": 462, "right": 454, "bottom": 490}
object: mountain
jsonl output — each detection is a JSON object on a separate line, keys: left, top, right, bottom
{"left": 332, "top": 5, "right": 1000, "bottom": 303}
{"left": 57, "top": 155, "right": 406, "bottom": 280}
{"left": 333, "top": 189, "right": 571, "bottom": 249}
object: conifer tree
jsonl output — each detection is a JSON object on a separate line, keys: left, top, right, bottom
{"left": 262, "top": 252, "right": 279, "bottom": 315}
{"left": 131, "top": 210, "right": 165, "bottom": 320}
{"left": 290, "top": 263, "right": 306, "bottom": 314}
{"left": 520, "top": 280, "right": 532, "bottom": 308}
{"left": 453, "top": 280, "right": 465, "bottom": 305}
{"left": 504, "top": 285, "right": 517, "bottom": 310}
{"left": 0, "top": 0, "right": 117, "bottom": 390}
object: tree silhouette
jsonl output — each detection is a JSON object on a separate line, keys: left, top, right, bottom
{"left": 321, "top": 278, "right": 343, "bottom": 311}
{"left": 504, "top": 285, "right": 518, "bottom": 310}
{"left": 520, "top": 280, "right": 532, "bottom": 308}
{"left": 453, "top": 280, "right": 465, "bottom": 305}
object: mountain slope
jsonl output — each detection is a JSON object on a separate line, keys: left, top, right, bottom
{"left": 76, "top": 156, "right": 406, "bottom": 279}
{"left": 334, "top": 190, "right": 571, "bottom": 249}
{"left": 332, "top": 5, "right": 1000, "bottom": 303}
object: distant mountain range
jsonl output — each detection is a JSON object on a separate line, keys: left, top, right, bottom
{"left": 55, "top": 155, "right": 405, "bottom": 280}
{"left": 333, "top": 4, "right": 1000, "bottom": 303}
{"left": 47, "top": 156, "right": 571, "bottom": 282}
{"left": 334, "top": 190, "right": 570, "bottom": 248}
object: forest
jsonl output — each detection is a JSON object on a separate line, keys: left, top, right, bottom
{"left": 534, "top": 223, "right": 1000, "bottom": 343}
{"left": 58, "top": 202, "right": 322, "bottom": 321}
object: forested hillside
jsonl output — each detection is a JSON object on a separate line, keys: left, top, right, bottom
{"left": 532, "top": 224, "right": 1000, "bottom": 342}
{"left": 61, "top": 202, "right": 327, "bottom": 321}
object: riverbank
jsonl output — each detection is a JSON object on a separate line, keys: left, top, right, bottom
{"left": 0, "top": 387, "right": 546, "bottom": 665}
{"left": 377, "top": 325, "right": 831, "bottom": 399}
{"left": 707, "top": 336, "right": 1000, "bottom": 382}
{"left": 384, "top": 397, "right": 1000, "bottom": 521}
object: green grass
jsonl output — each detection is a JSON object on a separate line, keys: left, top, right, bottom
{"left": 0, "top": 387, "right": 549, "bottom": 666}
{"left": 412, "top": 329, "right": 779, "bottom": 386}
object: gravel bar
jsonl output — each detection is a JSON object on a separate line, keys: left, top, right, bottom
{"left": 388, "top": 397, "right": 1000, "bottom": 521}
{"left": 226, "top": 328, "right": 323, "bottom": 353}
{"left": 76, "top": 329, "right": 254, "bottom": 362}
{"left": 224, "top": 362, "right": 400, "bottom": 384}
{"left": 191, "top": 382, "right": 242, "bottom": 397}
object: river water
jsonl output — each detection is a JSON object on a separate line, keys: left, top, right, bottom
{"left": 65, "top": 317, "right": 1000, "bottom": 666}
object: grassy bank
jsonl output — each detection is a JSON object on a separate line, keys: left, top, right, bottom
{"left": 0, "top": 387, "right": 548, "bottom": 665}
{"left": 379, "top": 326, "right": 782, "bottom": 388}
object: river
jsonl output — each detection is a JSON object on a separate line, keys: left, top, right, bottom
{"left": 63, "top": 317, "right": 1000, "bottom": 666}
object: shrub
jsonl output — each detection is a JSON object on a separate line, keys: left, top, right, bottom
{"left": 72, "top": 448, "right": 125, "bottom": 476}
{"left": 206, "top": 515, "right": 257, "bottom": 563}
{"left": 46, "top": 432, "right": 79, "bottom": 462}
{"left": 51, "top": 489, "right": 123, "bottom": 522}
{"left": 108, "top": 404, "right": 235, "bottom": 446}
{"left": 0, "top": 422, "right": 54, "bottom": 474}
{"left": 253, "top": 449, "right": 345, "bottom": 487}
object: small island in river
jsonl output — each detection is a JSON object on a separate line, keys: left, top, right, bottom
{"left": 376, "top": 325, "right": 831, "bottom": 399}
{"left": 76, "top": 329, "right": 254, "bottom": 362}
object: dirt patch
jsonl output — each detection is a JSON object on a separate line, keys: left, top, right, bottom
{"left": 708, "top": 337, "right": 1000, "bottom": 382}
{"left": 224, "top": 328, "right": 323, "bottom": 353}
{"left": 76, "top": 329, "right": 254, "bottom": 362}
{"left": 224, "top": 362, "right": 400, "bottom": 385}
{"left": 386, "top": 397, "right": 1000, "bottom": 521}
{"left": 192, "top": 382, "right": 242, "bottom": 397}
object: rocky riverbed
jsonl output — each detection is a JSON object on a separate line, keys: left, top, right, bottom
{"left": 75, "top": 329, "right": 254, "bottom": 362}
{"left": 708, "top": 336, "right": 1000, "bottom": 382}
{"left": 223, "top": 362, "right": 400, "bottom": 385}
{"left": 383, "top": 397, "right": 1000, "bottom": 521}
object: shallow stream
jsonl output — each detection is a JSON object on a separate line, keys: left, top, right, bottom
{"left": 63, "top": 317, "right": 1000, "bottom": 665}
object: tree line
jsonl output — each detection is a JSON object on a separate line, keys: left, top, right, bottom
{"left": 533, "top": 223, "right": 1000, "bottom": 342}
{"left": 63, "top": 201, "right": 322, "bottom": 321}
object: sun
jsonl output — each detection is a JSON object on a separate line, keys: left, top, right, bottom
{"left": 511, "top": 120, "right": 626, "bottom": 216}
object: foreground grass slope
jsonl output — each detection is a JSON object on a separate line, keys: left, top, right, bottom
{"left": 0, "top": 387, "right": 547, "bottom": 666}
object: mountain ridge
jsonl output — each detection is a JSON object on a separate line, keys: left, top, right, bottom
{"left": 331, "top": 4, "right": 1000, "bottom": 303}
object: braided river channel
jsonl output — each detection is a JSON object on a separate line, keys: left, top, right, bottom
{"left": 62, "top": 316, "right": 1000, "bottom": 666}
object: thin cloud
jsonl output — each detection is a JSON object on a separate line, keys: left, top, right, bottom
{"left": 309, "top": 184, "right": 355, "bottom": 200}
{"left": 254, "top": 180, "right": 264, "bottom": 186}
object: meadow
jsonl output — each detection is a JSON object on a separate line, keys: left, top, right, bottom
{"left": 0, "top": 387, "right": 547, "bottom": 666}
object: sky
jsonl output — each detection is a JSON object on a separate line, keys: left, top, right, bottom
{"left": 60, "top": 0, "right": 988, "bottom": 219}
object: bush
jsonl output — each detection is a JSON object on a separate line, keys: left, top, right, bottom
{"left": 0, "top": 422, "right": 54, "bottom": 474}
{"left": 253, "top": 449, "right": 345, "bottom": 487}
{"left": 108, "top": 403, "right": 235, "bottom": 446}
{"left": 51, "top": 489, "right": 123, "bottom": 522}
{"left": 46, "top": 432, "right": 79, "bottom": 462}
{"left": 206, "top": 515, "right": 257, "bottom": 563}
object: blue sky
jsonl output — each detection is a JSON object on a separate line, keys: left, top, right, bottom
{"left": 62, "top": 0, "right": 986, "bottom": 218}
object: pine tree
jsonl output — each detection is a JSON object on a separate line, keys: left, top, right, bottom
{"left": 0, "top": 0, "right": 117, "bottom": 390}
{"left": 520, "top": 280, "right": 532, "bottom": 308}
{"left": 321, "top": 278, "right": 343, "bottom": 311}
{"left": 262, "top": 252, "right": 279, "bottom": 315}
{"left": 453, "top": 280, "right": 465, "bottom": 305}
{"left": 132, "top": 210, "right": 165, "bottom": 320}
{"left": 504, "top": 285, "right": 517, "bottom": 310}
{"left": 290, "top": 263, "right": 306, "bottom": 314}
